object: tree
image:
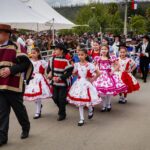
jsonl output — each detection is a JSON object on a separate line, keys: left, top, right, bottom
{"left": 145, "top": 8, "right": 150, "bottom": 32}
{"left": 107, "top": 3, "right": 119, "bottom": 15}
{"left": 146, "top": 7, "right": 150, "bottom": 19}
{"left": 130, "top": 15, "right": 147, "bottom": 34}
{"left": 88, "top": 16, "right": 100, "bottom": 33}
{"left": 75, "top": 3, "right": 123, "bottom": 34}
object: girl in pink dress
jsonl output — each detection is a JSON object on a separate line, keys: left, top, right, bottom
{"left": 93, "top": 45, "right": 127, "bottom": 112}
{"left": 67, "top": 49, "right": 102, "bottom": 126}
{"left": 24, "top": 48, "right": 52, "bottom": 119}
{"left": 117, "top": 46, "right": 140, "bottom": 104}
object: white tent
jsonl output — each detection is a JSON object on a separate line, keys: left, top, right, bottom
{"left": 0, "top": 0, "right": 54, "bottom": 31}
{"left": 21, "top": 0, "right": 76, "bottom": 30}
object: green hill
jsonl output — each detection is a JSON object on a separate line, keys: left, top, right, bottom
{"left": 54, "top": 2, "right": 150, "bottom": 23}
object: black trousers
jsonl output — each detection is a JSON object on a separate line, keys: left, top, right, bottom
{"left": 0, "top": 90, "right": 30, "bottom": 141}
{"left": 52, "top": 86, "right": 67, "bottom": 117}
{"left": 140, "top": 57, "right": 149, "bottom": 80}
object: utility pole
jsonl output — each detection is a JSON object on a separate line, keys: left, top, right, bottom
{"left": 123, "top": 0, "right": 128, "bottom": 37}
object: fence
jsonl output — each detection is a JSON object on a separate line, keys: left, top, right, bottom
{"left": 40, "top": 49, "right": 78, "bottom": 61}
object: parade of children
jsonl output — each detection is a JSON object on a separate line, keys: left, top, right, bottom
{"left": 1, "top": 25, "right": 149, "bottom": 148}
{"left": 1, "top": 0, "right": 150, "bottom": 147}
{"left": 21, "top": 37, "right": 143, "bottom": 126}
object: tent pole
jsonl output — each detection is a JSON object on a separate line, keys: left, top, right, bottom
{"left": 52, "top": 18, "right": 55, "bottom": 46}
{"left": 37, "top": 23, "right": 39, "bottom": 32}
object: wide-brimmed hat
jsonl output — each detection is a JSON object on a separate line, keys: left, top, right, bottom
{"left": 54, "top": 43, "right": 69, "bottom": 53}
{"left": 0, "top": 24, "right": 14, "bottom": 33}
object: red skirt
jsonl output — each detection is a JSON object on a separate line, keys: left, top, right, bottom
{"left": 121, "top": 72, "right": 140, "bottom": 93}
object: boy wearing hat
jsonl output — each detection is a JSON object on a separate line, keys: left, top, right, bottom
{"left": 0, "top": 24, "right": 33, "bottom": 146}
{"left": 47, "top": 43, "right": 73, "bottom": 121}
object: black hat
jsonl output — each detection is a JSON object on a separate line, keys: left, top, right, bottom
{"left": 114, "top": 35, "right": 121, "bottom": 39}
{"left": 142, "top": 35, "right": 150, "bottom": 41}
{"left": 54, "top": 43, "right": 69, "bottom": 53}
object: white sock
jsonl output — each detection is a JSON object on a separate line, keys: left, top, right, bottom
{"left": 88, "top": 105, "right": 93, "bottom": 116}
{"left": 35, "top": 99, "right": 42, "bottom": 115}
{"left": 102, "top": 96, "right": 107, "bottom": 108}
{"left": 120, "top": 95, "right": 123, "bottom": 99}
{"left": 79, "top": 106, "right": 84, "bottom": 121}
{"left": 106, "top": 95, "right": 112, "bottom": 108}
{"left": 122, "top": 97, "right": 127, "bottom": 102}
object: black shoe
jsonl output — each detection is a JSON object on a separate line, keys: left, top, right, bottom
{"left": 0, "top": 140, "right": 7, "bottom": 147}
{"left": 33, "top": 113, "right": 41, "bottom": 119}
{"left": 101, "top": 107, "right": 107, "bottom": 112}
{"left": 78, "top": 120, "right": 84, "bottom": 126}
{"left": 118, "top": 101, "right": 123, "bottom": 104}
{"left": 107, "top": 107, "right": 112, "bottom": 112}
{"left": 57, "top": 115, "right": 66, "bottom": 121}
{"left": 20, "top": 130, "right": 29, "bottom": 139}
{"left": 120, "top": 100, "right": 127, "bottom": 104}
{"left": 144, "top": 79, "right": 147, "bottom": 83}
{"left": 107, "top": 104, "right": 112, "bottom": 112}
{"left": 88, "top": 107, "right": 94, "bottom": 119}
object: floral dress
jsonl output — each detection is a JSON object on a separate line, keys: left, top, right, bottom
{"left": 67, "top": 62, "right": 102, "bottom": 107}
{"left": 93, "top": 56, "right": 127, "bottom": 96}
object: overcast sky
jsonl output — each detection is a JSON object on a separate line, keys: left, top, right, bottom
{"left": 47, "top": 0, "right": 150, "bottom": 6}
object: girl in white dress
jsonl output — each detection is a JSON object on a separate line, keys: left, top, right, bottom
{"left": 24, "top": 48, "right": 52, "bottom": 119}
{"left": 67, "top": 49, "right": 102, "bottom": 126}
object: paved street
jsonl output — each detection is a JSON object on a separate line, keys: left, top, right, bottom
{"left": 1, "top": 77, "right": 150, "bottom": 150}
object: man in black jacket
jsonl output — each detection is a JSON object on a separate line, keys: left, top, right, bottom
{"left": 136, "top": 35, "right": 150, "bottom": 83}
{"left": 0, "top": 24, "right": 33, "bottom": 146}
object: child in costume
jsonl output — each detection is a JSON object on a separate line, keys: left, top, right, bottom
{"left": 24, "top": 47, "right": 52, "bottom": 119}
{"left": 93, "top": 45, "right": 127, "bottom": 112}
{"left": 47, "top": 43, "right": 73, "bottom": 121}
{"left": 67, "top": 49, "right": 102, "bottom": 126}
{"left": 117, "top": 45, "right": 140, "bottom": 104}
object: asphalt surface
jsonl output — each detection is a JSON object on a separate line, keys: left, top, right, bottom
{"left": 1, "top": 77, "right": 150, "bottom": 150}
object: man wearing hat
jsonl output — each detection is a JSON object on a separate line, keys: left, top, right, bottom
{"left": 136, "top": 35, "right": 150, "bottom": 83}
{"left": 47, "top": 43, "right": 73, "bottom": 121}
{"left": 0, "top": 24, "right": 33, "bottom": 146}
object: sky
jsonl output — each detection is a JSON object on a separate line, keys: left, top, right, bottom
{"left": 47, "top": 0, "right": 150, "bottom": 7}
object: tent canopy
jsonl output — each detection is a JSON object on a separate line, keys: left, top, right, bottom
{"left": 0, "top": 0, "right": 53, "bottom": 31}
{"left": 22, "top": 0, "right": 76, "bottom": 30}
{"left": 0, "top": 0, "right": 76, "bottom": 31}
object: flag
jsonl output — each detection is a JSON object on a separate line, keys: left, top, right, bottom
{"left": 131, "top": 0, "right": 138, "bottom": 10}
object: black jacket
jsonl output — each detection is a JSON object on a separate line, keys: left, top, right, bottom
{"left": 136, "top": 42, "right": 150, "bottom": 61}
